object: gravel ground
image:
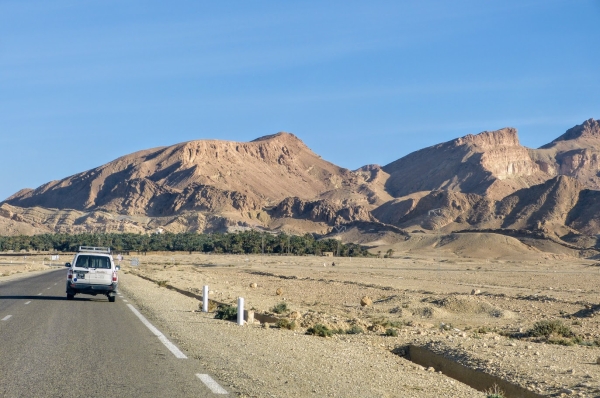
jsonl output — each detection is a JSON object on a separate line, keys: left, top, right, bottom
{"left": 119, "top": 272, "right": 484, "bottom": 397}
{"left": 115, "top": 252, "right": 600, "bottom": 397}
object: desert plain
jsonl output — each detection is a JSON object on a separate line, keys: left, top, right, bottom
{"left": 4, "top": 232, "right": 600, "bottom": 397}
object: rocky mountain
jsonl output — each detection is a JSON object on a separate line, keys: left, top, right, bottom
{"left": 531, "top": 119, "right": 600, "bottom": 188}
{"left": 382, "top": 127, "right": 549, "bottom": 200}
{"left": 3, "top": 119, "right": 600, "bottom": 244}
{"left": 2, "top": 132, "right": 384, "bottom": 235}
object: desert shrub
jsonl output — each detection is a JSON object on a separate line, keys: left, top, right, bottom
{"left": 528, "top": 320, "right": 573, "bottom": 338}
{"left": 272, "top": 302, "right": 289, "bottom": 314}
{"left": 372, "top": 317, "right": 403, "bottom": 328}
{"left": 156, "top": 280, "right": 168, "bottom": 287}
{"left": 385, "top": 328, "right": 398, "bottom": 337}
{"left": 547, "top": 337, "right": 574, "bottom": 346}
{"left": 346, "top": 325, "right": 364, "bottom": 335}
{"left": 214, "top": 305, "right": 237, "bottom": 321}
{"left": 475, "top": 326, "right": 491, "bottom": 334}
{"left": 306, "top": 324, "right": 333, "bottom": 337}
{"left": 485, "top": 384, "right": 505, "bottom": 398}
{"left": 276, "top": 318, "right": 296, "bottom": 330}
{"left": 198, "top": 300, "right": 218, "bottom": 312}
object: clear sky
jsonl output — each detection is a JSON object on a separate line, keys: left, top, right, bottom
{"left": 1, "top": 0, "right": 599, "bottom": 201}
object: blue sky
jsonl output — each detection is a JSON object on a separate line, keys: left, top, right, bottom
{"left": 1, "top": 0, "right": 599, "bottom": 201}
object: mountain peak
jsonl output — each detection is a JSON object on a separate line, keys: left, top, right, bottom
{"left": 454, "top": 127, "right": 520, "bottom": 149}
{"left": 251, "top": 131, "right": 303, "bottom": 144}
{"left": 547, "top": 118, "right": 600, "bottom": 144}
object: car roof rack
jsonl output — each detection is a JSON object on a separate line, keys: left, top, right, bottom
{"left": 78, "top": 246, "right": 111, "bottom": 254}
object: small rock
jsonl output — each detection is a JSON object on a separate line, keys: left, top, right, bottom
{"left": 249, "top": 282, "right": 258, "bottom": 288}
{"left": 369, "top": 324, "right": 386, "bottom": 333}
{"left": 471, "top": 289, "right": 481, "bottom": 295}
{"left": 560, "top": 388, "right": 574, "bottom": 395}
{"left": 535, "top": 351, "right": 540, "bottom": 355}
{"left": 509, "top": 342, "right": 517, "bottom": 347}
{"left": 427, "top": 367, "right": 435, "bottom": 372}
{"left": 289, "top": 311, "right": 301, "bottom": 319}
{"left": 276, "top": 288, "right": 283, "bottom": 296}
{"left": 360, "top": 296, "right": 373, "bottom": 307}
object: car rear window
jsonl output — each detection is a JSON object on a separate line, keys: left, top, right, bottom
{"left": 74, "top": 255, "right": 111, "bottom": 269}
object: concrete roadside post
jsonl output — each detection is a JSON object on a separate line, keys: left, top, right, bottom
{"left": 237, "top": 297, "right": 244, "bottom": 326}
{"left": 202, "top": 285, "right": 209, "bottom": 312}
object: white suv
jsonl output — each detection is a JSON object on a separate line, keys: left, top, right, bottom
{"left": 65, "top": 246, "right": 119, "bottom": 302}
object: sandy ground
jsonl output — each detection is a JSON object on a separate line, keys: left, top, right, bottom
{"left": 0, "top": 253, "right": 61, "bottom": 277}
{"left": 110, "top": 250, "right": 600, "bottom": 397}
{"left": 3, "top": 248, "right": 600, "bottom": 397}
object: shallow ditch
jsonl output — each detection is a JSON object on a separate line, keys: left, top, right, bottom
{"left": 400, "top": 345, "right": 545, "bottom": 398}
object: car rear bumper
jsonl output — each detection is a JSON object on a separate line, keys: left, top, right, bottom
{"left": 66, "top": 282, "right": 118, "bottom": 295}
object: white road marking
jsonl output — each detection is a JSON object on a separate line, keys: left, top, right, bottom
{"left": 24, "top": 301, "right": 31, "bottom": 305}
{"left": 126, "top": 304, "right": 187, "bottom": 359}
{"left": 37, "top": 293, "right": 42, "bottom": 296}
{"left": 47, "top": 287, "right": 51, "bottom": 290}
{"left": 54, "top": 283, "right": 57, "bottom": 285}
{"left": 1, "top": 315, "right": 12, "bottom": 321}
{"left": 196, "top": 374, "right": 228, "bottom": 395}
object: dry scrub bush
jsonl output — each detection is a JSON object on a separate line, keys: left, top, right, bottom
{"left": 385, "top": 328, "right": 398, "bottom": 337}
{"left": 528, "top": 320, "right": 573, "bottom": 338}
{"left": 215, "top": 305, "right": 237, "bottom": 321}
{"left": 271, "top": 302, "right": 289, "bottom": 314}
{"left": 306, "top": 324, "right": 333, "bottom": 337}
{"left": 485, "top": 384, "right": 505, "bottom": 398}
{"left": 276, "top": 318, "right": 297, "bottom": 330}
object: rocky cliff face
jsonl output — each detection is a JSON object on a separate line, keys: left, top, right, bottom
{"left": 270, "top": 197, "right": 375, "bottom": 226}
{"left": 531, "top": 119, "right": 600, "bottom": 190}
{"left": 383, "top": 127, "right": 547, "bottom": 200}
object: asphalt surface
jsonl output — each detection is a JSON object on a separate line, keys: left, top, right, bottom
{"left": 0, "top": 269, "right": 229, "bottom": 398}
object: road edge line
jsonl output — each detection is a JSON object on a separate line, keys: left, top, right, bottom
{"left": 126, "top": 304, "right": 187, "bottom": 359}
{"left": 196, "top": 374, "right": 229, "bottom": 395}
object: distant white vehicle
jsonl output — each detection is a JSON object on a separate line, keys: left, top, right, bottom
{"left": 65, "top": 246, "right": 119, "bottom": 302}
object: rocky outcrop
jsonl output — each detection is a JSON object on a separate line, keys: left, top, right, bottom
{"left": 383, "top": 128, "right": 547, "bottom": 200}
{"left": 531, "top": 119, "right": 600, "bottom": 190}
{"left": 544, "top": 118, "right": 600, "bottom": 144}
{"left": 270, "top": 197, "right": 375, "bottom": 226}
{"left": 371, "top": 175, "right": 597, "bottom": 237}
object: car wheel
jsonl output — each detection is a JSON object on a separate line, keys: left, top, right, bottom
{"left": 67, "top": 293, "right": 74, "bottom": 300}
{"left": 108, "top": 295, "right": 116, "bottom": 302}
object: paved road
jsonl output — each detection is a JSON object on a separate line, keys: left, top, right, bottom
{"left": 0, "top": 269, "right": 229, "bottom": 398}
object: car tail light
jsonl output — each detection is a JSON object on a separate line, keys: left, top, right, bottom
{"left": 67, "top": 270, "right": 73, "bottom": 280}
{"left": 112, "top": 272, "right": 117, "bottom": 282}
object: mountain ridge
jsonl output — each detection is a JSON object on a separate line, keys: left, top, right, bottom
{"left": 3, "top": 119, "right": 600, "bottom": 245}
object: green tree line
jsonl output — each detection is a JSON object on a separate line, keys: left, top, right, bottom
{"left": 0, "top": 231, "right": 369, "bottom": 257}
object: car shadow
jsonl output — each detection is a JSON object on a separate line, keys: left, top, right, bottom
{"left": 0, "top": 295, "right": 109, "bottom": 302}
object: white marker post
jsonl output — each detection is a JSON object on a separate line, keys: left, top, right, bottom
{"left": 237, "top": 297, "right": 244, "bottom": 326}
{"left": 202, "top": 285, "right": 209, "bottom": 312}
